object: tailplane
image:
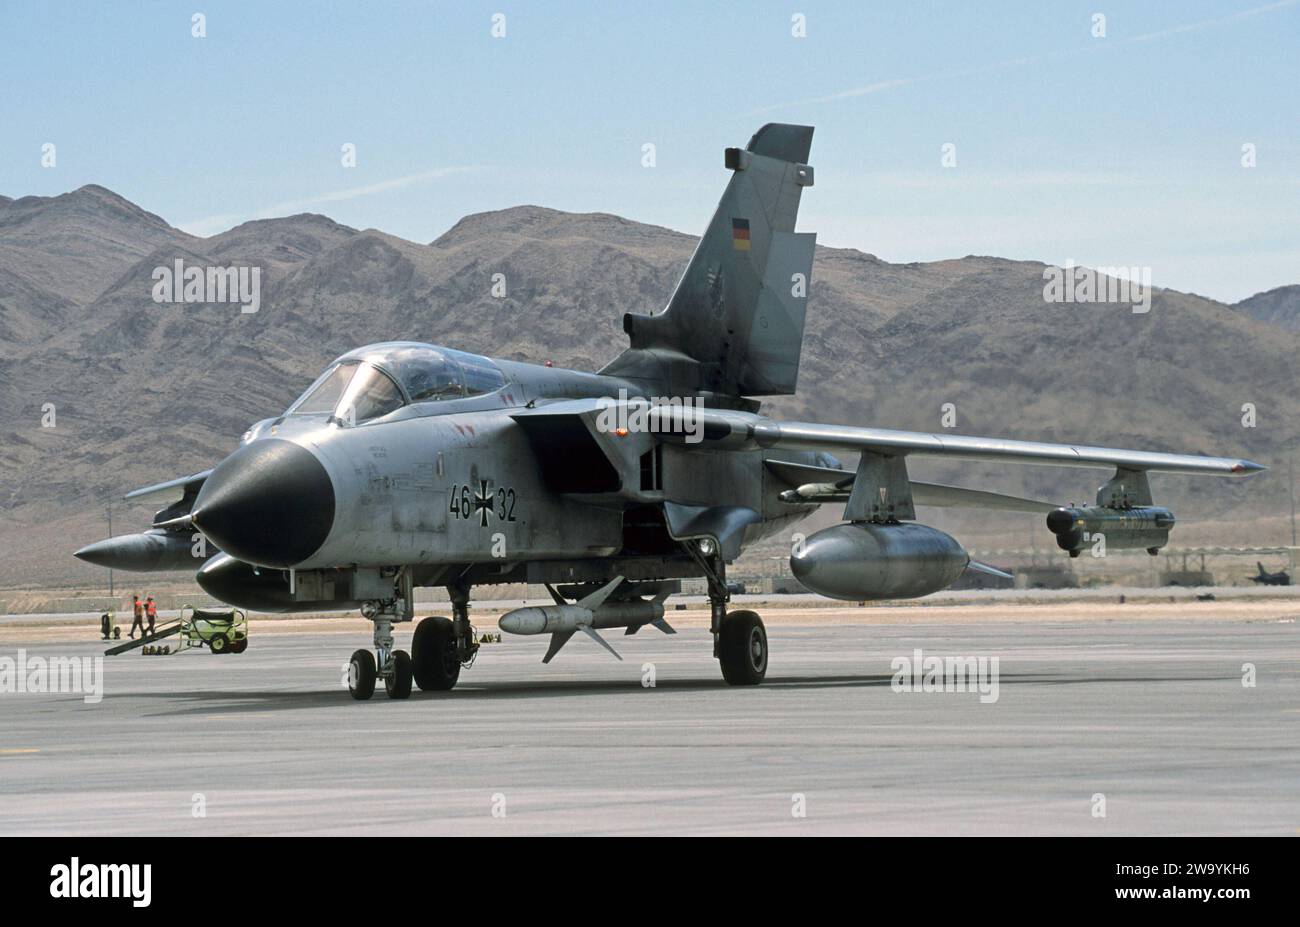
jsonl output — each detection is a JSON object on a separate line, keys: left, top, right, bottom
{"left": 602, "top": 124, "right": 816, "bottom": 398}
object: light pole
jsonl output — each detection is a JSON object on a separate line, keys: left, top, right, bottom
{"left": 106, "top": 503, "right": 114, "bottom": 599}
{"left": 1290, "top": 456, "right": 1297, "bottom": 572}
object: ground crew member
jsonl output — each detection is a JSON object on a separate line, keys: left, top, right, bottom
{"left": 129, "top": 595, "right": 145, "bottom": 638}
{"left": 145, "top": 596, "right": 158, "bottom": 636}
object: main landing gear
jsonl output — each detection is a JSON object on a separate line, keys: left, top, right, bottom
{"left": 688, "top": 538, "right": 768, "bottom": 686}
{"left": 718, "top": 609, "right": 768, "bottom": 685}
{"left": 409, "top": 579, "right": 479, "bottom": 692}
{"left": 411, "top": 616, "right": 461, "bottom": 691}
{"left": 408, "top": 579, "right": 479, "bottom": 692}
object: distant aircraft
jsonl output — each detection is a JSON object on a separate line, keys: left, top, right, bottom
{"left": 75, "top": 124, "right": 1266, "bottom": 699}
{"left": 1249, "top": 562, "right": 1291, "bottom": 586}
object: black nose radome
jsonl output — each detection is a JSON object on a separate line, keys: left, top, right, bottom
{"left": 192, "top": 439, "right": 334, "bottom": 568}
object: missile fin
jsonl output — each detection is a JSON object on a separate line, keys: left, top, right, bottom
{"left": 576, "top": 575, "right": 624, "bottom": 611}
{"left": 542, "top": 630, "right": 575, "bottom": 663}
{"left": 651, "top": 618, "right": 677, "bottom": 635}
{"left": 543, "top": 583, "right": 567, "bottom": 607}
{"left": 624, "top": 624, "right": 641, "bottom": 636}
{"left": 580, "top": 626, "right": 623, "bottom": 661}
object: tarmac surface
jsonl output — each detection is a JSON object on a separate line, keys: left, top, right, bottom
{"left": 0, "top": 604, "right": 1296, "bottom": 835}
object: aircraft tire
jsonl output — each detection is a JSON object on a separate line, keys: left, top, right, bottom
{"left": 412, "top": 616, "right": 460, "bottom": 692}
{"left": 349, "top": 649, "right": 376, "bottom": 701}
{"left": 385, "top": 650, "right": 413, "bottom": 700}
{"left": 719, "top": 610, "right": 767, "bottom": 686}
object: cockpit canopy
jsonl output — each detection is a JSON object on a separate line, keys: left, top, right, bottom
{"left": 285, "top": 342, "right": 506, "bottom": 424}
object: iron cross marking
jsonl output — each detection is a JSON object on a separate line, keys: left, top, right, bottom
{"left": 473, "top": 480, "right": 493, "bottom": 527}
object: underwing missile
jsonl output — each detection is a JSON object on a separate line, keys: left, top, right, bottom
{"left": 498, "top": 576, "right": 674, "bottom": 662}
{"left": 778, "top": 482, "right": 850, "bottom": 503}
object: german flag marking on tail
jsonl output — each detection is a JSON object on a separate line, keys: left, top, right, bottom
{"left": 731, "top": 217, "right": 751, "bottom": 251}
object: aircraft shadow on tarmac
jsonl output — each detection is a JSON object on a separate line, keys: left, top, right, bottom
{"left": 130, "top": 671, "right": 1239, "bottom": 717}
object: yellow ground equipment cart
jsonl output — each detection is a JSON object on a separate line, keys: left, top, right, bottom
{"left": 180, "top": 606, "right": 248, "bottom": 654}
{"left": 105, "top": 606, "right": 248, "bottom": 656}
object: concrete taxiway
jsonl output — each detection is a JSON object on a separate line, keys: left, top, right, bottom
{"left": 0, "top": 602, "right": 1296, "bottom": 835}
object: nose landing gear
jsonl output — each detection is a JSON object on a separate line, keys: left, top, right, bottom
{"left": 385, "top": 650, "right": 413, "bottom": 699}
{"left": 348, "top": 649, "right": 376, "bottom": 700}
{"left": 349, "top": 571, "right": 415, "bottom": 701}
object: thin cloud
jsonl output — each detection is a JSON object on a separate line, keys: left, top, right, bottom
{"left": 1119, "top": 0, "right": 1298, "bottom": 43}
{"left": 180, "top": 166, "right": 481, "bottom": 237}
{"left": 754, "top": 0, "right": 1299, "bottom": 114}
{"left": 752, "top": 55, "right": 1046, "bottom": 112}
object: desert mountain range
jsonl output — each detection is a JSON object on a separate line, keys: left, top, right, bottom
{"left": 1, "top": 185, "right": 1296, "bottom": 589}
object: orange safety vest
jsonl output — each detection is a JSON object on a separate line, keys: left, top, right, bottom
{"left": 146, "top": 601, "right": 157, "bottom": 617}
{"left": 133, "top": 601, "right": 143, "bottom": 617}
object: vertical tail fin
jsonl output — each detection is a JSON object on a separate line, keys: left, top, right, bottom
{"left": 603, "top": 124, "right": 816, "bottom": 397}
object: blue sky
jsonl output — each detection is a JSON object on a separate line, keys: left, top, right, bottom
{"left": 2, "top": 0, "right": 1297, "bottom": 301}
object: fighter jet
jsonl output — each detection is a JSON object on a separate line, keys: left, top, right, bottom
{"left": 75, "top": 124, "right": 1265, "bottom": 699}
{"left": 1248, "top": 562, "right": 1291, "bottom": 586}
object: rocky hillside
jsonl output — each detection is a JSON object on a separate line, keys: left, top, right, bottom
{"left": 1234, "top": 284, "right": 1300, "bottom": 331}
